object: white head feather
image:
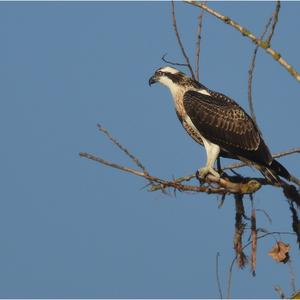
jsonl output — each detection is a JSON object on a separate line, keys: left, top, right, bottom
{"left": 159, "top": 66, "right": 180, "bottom": 74}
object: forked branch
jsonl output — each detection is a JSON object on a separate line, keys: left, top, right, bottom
{"left": 80, "top": 125, "right": 299, "bottom": 196}
{"left": 184, "top": 1, "right": 300, "bottom": 83}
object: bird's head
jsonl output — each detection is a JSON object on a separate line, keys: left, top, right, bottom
{"left": 148, "top": 66, "right": 187, "bottom": 88}
{"left": 149, "top": 66, "right": 202, "bottom": 92}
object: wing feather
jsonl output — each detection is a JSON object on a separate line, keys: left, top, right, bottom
{"left": 183, "top": 90, "right": 272, "bottom": 165}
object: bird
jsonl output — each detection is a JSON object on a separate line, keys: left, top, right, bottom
{"left": 148, "top": 66, "right": 291, "bottom": 185}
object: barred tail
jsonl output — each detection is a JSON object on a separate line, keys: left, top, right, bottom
{"left": 259, "top": 160, "right": 300, "bottom": 206}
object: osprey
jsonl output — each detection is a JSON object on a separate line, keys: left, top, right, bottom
{"left": 149, "top": 66, "right": 291, "bottom": 184}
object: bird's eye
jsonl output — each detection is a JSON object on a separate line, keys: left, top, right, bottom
{"left": 157, "top": 71, "right": 163, "bottom": 76}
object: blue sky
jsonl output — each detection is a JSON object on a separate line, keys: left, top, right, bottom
{"left": 0, "top": 1, "right": 299, "bottom": 298}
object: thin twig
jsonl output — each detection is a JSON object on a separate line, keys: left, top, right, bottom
{"left": 195, "top": 5, "right": 205, "bottom": 81}
{"left": 216, "top": 252, "right": 223, "bottom": 299}
{"left": 171, "top": 0, "right": 195, "bottom": 79}
{"left": 161, "top": 53, "right": 189, "bottom": 67}
{"left": 248, "top": 12, "right": 273, "bottom": 128}
{"left": 80, "top": 152, "right": 148, "bottom": 178}
{"left": 97, "top": 124, "right": 148, "bottom": 174}
{"left": 256, "top": 208, "right": 272, "bottom": 224}
{"left": 274, "top": 285, "right": 285, "bottom": 299}
{"left": 184, "top": 1, "right": 300, "bottom": 83}
{"left": 223, "top": 147, "right": 300, "bottom": 171}
{"left": 266, "top": 1, "right": 281, "bottom": 46}
{"left": 227, "top": 258, "right": 235, "bottom": 299}
{"left": 218, "top": 194, "right": 226, "bottom": 209}
{"left": 287, "top": 260, "right": 296, "bottom": 294}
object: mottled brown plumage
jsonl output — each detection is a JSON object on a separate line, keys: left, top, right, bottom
{"left": 149, "top": 66, "right": 291, "bottom": 183}
{"left": 183, "top": 90, "right": 272, "bottom": 166}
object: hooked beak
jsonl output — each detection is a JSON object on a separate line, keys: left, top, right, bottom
{"left": 148, "top": 75, "right": 158, "bottom": 86}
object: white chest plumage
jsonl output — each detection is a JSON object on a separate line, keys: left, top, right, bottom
{"left": 172, "top": 89, "right": 208, "bottom": 146}
{"left": 172, "top": 88, "right": 221, "bottom": 174}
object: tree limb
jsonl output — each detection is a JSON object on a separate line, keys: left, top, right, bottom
{"left": 79, "top": 151, "right": 262, "bottom": 195}
{"left": 184, "top": 1, "right": 300, "bottom": 83}
{"left": 82, "top": 124, "right": 300, "bottom": 195}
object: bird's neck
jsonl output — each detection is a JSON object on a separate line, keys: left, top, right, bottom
{"left": 166, "top": 85, "right": 187, "bottom": 118}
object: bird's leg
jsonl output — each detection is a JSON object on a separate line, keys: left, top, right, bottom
{"left": 197, "top": 142, "right": 220, "bottom": 179}
{"left": 217, "top": 157, "right": 222, "bottom": 172}
{"left": 216, "top": 157, "right": 227, "bottom": 177}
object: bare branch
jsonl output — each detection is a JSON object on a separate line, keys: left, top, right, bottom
{"left": 80, "top": 151, "right": 263, "bottom": 195}
{"left": 223, "top": 147, "right": 300, "bottom": 171}
{"left": 227, "top": 258, "right": 234, "bottom": 299}
{"left": 248, "top": 12, "right": 273, "bottom": 128}
{"left": 266, "top": 1, "right": 281, "bottom": 46}
{"left": 83, "top": 125, "right": 300, "bottom": 195}
{"left": 97, "top": 124, "right": 148, "bottom": 174}
{"left": 79, "top": 152, "right": 148, "bottom": 178}
{"left": 274, "top": 285, "right": 286, "bottom": 299}
{"left": 161, "top": 53, "right": 189, "bottom": 67}
{"left": 184, "top": 1, "right": 300, "bottom": 83}
{"left": 287, "top": 260, "right": 296, "bottom": 294}
{"left": 256, "top": 208, "right": 272, "bottom": 224}
{"left": 171, "top": 0, "right": 196, "bottom": 79}
{"left": 82, "top": 124, "right": 300, "bottom": 199}
{"left": 195, "top": 5, "right": 205, "bottom": 81}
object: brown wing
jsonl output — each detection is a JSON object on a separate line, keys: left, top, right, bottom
{"left": 183, "top": 90, "right": 273, "bottom": 165}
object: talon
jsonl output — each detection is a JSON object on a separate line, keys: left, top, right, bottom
{"left": 197, "top": 167, "right": 220, "bottom": 179}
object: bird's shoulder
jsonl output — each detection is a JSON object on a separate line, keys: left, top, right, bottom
{"left": 185, "top": 88, "right": 240, "bottom": 109}
{"left": 184, "top": 88, "right": 251, "bottom": 124}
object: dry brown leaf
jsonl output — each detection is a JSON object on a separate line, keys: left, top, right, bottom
{"left": 268, "top": 241, "right": 290, "bottom": 263}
